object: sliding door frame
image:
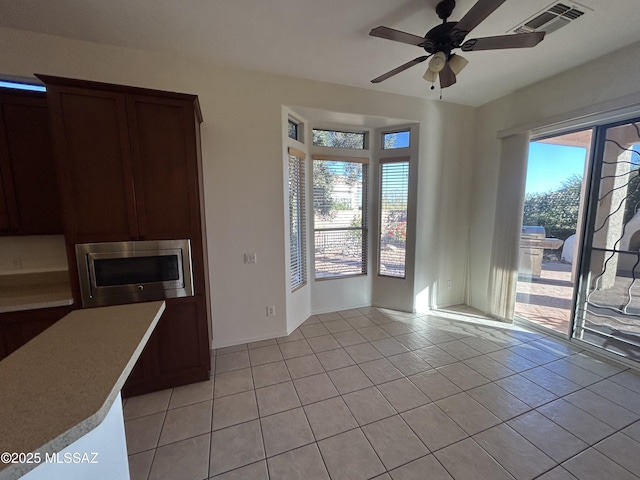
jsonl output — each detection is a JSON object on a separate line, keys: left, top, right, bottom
{"left": 572, "top": 116, "right": 640, "bottom": 358}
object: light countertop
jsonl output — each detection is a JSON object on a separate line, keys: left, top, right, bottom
{"left": 0, "top": 271, "right": 74, "bottom": 313}
{"left": 0, "top": 300, "right": 165, "bottom": 480}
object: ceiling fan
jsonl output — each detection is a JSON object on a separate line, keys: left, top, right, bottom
{"left": 369, "top": 0, "right": 545, "bottom": 89}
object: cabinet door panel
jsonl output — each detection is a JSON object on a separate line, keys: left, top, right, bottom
{"left": 1, "top": 96, "right": 62, "bottom": 234}
{"left": 1, "top": 305, "right": 73, "bottom": 356}
{"left": 0, "top": 323, "right": 5, "bottom": 361}
{"left": 0, "top": 104, "right": 18, "bottom": 232}
{"left": 127, "top": 97, "right": 199, "bottom": 240}
{"left": 154, "top": 296, "right": 209, "bottom": 387}
{"left": 121, "top": 333, "right": 158, "bottom": 397}
{"left": 48, "top": 89, "right": 137, "bottom": 241}
{"left": 0, "top": 159, "right": 12, "bottom": 232}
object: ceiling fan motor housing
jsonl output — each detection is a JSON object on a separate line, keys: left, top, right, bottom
{"left": 423, "top": 22, "right": 461, "bottom": 55}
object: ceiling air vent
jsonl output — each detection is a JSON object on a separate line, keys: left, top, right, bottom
{"left": 513, "top": 2, "right": 587, "bottom": 35}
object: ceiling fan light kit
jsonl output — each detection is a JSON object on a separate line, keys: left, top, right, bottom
{"left": 429, "top": 52, "right": 447, "bottom": 72}
{"left": 423, "top": 68, "right": 438, "bottom": 83}
{"left": 448, "top": 54, "right": 469, "bottom": 75}
{"left": 369, "top": 0, "right": 545, "bottom": 91}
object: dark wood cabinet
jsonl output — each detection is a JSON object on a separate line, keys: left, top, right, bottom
{"left": 0, "top": 89, "right": 63, "bottom": 235}
{"left": 0, "top": 322, "right": 5, "bottom": 360}
{"left": 44, "top": 88, "right": 137, "bottom": 242}
{"left": 38, "top": 75, "right": 211, "bottom": 396}
{"left": 127, "top": 95, "right": 200, "bottom": 241}
{"left": 122, "top": 295, "right": 210, "bottom": 397}
{"left": 0, "top": 305, "right": 73, "bottom": 360}
{"left": 40, "top": 77, "right": 202, "bottom": 245}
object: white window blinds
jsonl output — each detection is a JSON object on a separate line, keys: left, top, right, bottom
{"left": 288, "top": 148, "right": 307, "bottom": 291}
{"left": 379, "top": 158, "right": 409, "bottom": 278}
{"left": 312, "top": 155, "right": 368, "bottom": 279}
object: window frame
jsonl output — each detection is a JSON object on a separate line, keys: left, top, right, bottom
{"left": 312, "top": 154, "right": 369, "bottom": 280}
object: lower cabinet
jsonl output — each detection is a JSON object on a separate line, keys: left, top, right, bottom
{"left": 0, "top": 305, "right": 74, "bottom": 360}
{"left": 122, "top": 296, "right": 210, "bottom": 397}
{"left": 0, "top": 323, "right": 5, "bottom": 360}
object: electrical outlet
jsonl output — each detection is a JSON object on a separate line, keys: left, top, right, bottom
{"left": 244, "top": 253, "right": 257, "bottom": 264}
{"left": 266, "top": 305, "right": 275, "bottom": 317}
{"left": 446, "top": 280, "right": 452, "bottom": 289}
{"left": 11, "top": 256, "right": 22, "bottom": 269}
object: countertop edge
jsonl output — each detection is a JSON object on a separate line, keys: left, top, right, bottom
{"left": 0, "top": 298, "right": 74, "bottom": 314}
{"left": 0, "top": 301, "right": 165, "bottom": 480}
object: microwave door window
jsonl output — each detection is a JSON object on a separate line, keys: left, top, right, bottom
{"left": 93, "top": 255, "right": 181, "bottom": 287}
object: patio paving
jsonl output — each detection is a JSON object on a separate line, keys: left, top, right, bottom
{"left": 516, "top": 262, "right": 640, "bottom": 340}
{"left": 515, "top": 263, "right": 573, "bottom": 334}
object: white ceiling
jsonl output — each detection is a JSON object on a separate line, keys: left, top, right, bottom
{"left": 2, "top": 0, "right": 640, "bottom": 106}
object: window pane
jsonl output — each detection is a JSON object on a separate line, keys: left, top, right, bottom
{"left": 314, "top": 230, "right": 366, "bottom": 278}
{"left": 289, "top": 154, "right": 307, "bottom": 290}
{"left": 379, "top": 162, "right": 409, "bottom": 277}
{"left": 313, "top": 159, "right": 368, "bottom": 278}
{"left": 288, "top": 120, "right": 298, "bottom": 140}
{"left": 383, "top": 131, "right": 410, "bottom": 149}
{"left": 313, "top": 161, "right": 364, "bottom": 229}
{"left": 0, "top": 81, "right": 46, "bottom": 92}
{"left": 312, "top": 129, "right": 365, "bottom": 149}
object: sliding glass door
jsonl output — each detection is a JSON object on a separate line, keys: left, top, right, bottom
{"left": 515, "top": 130, "right": 592, "bottom": 335}
{"left": 574, "top": 118, "right": 640, "bottom": 361}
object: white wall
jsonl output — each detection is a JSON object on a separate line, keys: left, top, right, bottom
{"left": 468, "top": 40, "right": 640, "bottom": 314}
{"left": 0, "top": 235, "right": 68, "bottom": 275}
{"left": 414, "top": 102, "right": 476, "bottom": 312}
{"left": 0, "top": 26, "right": 476, "bottom": 347}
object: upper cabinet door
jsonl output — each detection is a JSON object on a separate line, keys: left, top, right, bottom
{"left": 0, "top": 106, "right": 17, "bottom": 233}
{"left": 0, "top": 94, "right": 62, "bottom": 235}
{"left": 126, "top": 96, "right": 200, "bottom": 240}
{"left": 0, "top": 170, "right": 10, "bottom": 232}
{"left": 47, "top": 87, "right": 138, "bottom": 242}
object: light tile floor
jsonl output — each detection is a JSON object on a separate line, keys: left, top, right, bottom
{"left": 123, "top": 307, "right": 640, "bottom": 480}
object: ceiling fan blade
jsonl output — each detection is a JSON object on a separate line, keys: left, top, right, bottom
{"left": 439, "top": 62, "right": 457, "bottom": 88}
{"left": 461, "top": 32, "right": 545, "bottom": 51}
{"left": 371, "top": 56, "right": 429, "bottom": 83}
{"left": 369, "top": 26, "right": 425, "bottom": 46}
{"left": 453, "top": 0, "right": 507, "bottom": 37}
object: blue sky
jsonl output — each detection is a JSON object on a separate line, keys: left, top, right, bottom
{"left": 526, "top": 142, "right": 587, "bottom": 194}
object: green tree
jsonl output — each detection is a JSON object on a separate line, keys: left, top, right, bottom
{"left": 312, "top": 129, "right": 363, "bottom": 149}
{"left": 522, "top": 175, "right": 582, "bottom": 240}
{"left": 383, "top": 133, "right": 398, "bottom": 149}
{"left": 313, "top": 161, "right": 334, "bottom": 217}
{"left": 522, "top": 166, "right": 640, "bottom": 241}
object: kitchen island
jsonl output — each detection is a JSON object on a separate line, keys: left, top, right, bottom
{"left": 0, "top": 301, "right": 165, "bottom": 480}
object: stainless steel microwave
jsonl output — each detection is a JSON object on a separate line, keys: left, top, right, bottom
{"left": 75, "top": 239, "right": 194, "bottom": 308}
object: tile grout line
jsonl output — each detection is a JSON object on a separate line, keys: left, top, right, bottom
{"left": 133, "top": 308, "right": 640, "bottom": 479}
{"left": 248, "top": 358, "right": 270, "bottom": 480}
